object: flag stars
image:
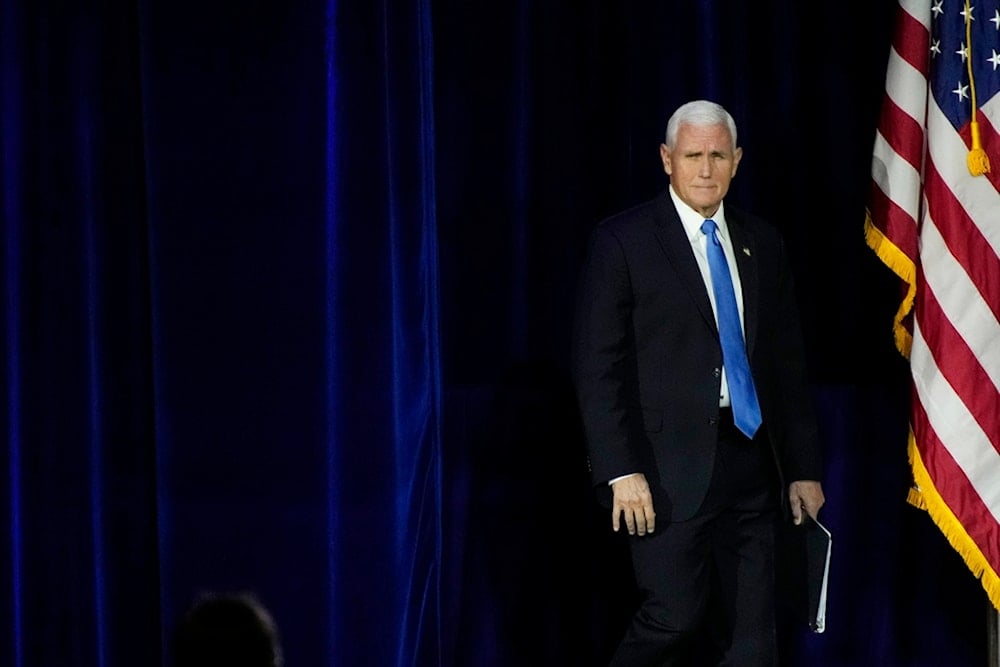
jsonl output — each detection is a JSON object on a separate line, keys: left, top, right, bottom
{"left": 931, "top": 39, "right": 942, "bottom": 57}
{"left": 953, "top": 81, "right": 970, "bottom": 101}
{"left": 957, "top": 42, "right": 969, "bottom": 62}
{"left": 932, "top": 0, "right": 944, "bottom": 17}
{"left": 989, "top": 49, "right": 1000, "bottom": 70}
{"left": 960, "top": 4, "right": 976, "bottom": 22}
{"left": 992, "top": 9, "right": 1000, "bottom": 29}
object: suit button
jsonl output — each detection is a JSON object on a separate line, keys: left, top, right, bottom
{"left": 713, "top": 367, "right": 721, "bottom": 378}
{"left": 709, "top": 416, "right": 718, "bottom": 425}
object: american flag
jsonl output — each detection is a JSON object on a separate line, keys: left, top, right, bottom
{"left": 866, "top": 0, "right": 1000, "bottom": 608}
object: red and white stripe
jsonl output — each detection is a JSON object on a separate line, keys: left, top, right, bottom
{"left": 867, "top": 0, "right": 1000, "bottom": 608}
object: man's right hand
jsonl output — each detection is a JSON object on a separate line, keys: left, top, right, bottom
{"left": 611, "top": 473, "right": 656, "bottom": 536}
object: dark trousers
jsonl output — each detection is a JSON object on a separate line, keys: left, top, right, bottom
{"left": 610, "top": 410, "right": 780, "bottom": 667}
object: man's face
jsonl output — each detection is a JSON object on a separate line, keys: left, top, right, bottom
{"left": 660, "top": 122, "right": 742, "bottom": 218}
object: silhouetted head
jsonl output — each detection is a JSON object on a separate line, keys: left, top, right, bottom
{"left": 171, "top": 591, "right": 283, "bottom": 667}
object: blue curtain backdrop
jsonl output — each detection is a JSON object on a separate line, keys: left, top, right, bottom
{"left": 1, "top": 1, "right": 992, "bottom": 665}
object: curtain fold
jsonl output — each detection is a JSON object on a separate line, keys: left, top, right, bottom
{"left": 1, "top": 2, "right": 160, "bottom": 665}
{"left": 325, "top": 0, "right": 443, "bottom": 664}
{"left": 1, "top": 1, "right": 26, "bottom": 665}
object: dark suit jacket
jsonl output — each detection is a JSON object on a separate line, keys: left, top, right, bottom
{"left": 572, "top": 189, "right": 822, "bottom": 522}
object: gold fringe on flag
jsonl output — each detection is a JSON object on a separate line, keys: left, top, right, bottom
{"left": 908, "top": 430, "right": 1000, "bottom": 610}
{"left": 863, "top": 209, "right": 916, "bottom": 357}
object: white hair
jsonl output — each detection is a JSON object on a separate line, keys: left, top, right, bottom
{"left": 664, "top": 100, "right": 738, "bottom": 149}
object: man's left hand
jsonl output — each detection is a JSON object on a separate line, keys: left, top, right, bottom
{"left": 788, "top": 480, "right": 825, "bottom": 525}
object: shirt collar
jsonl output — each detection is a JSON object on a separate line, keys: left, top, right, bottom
{"left": 668, "top": 185, "right": 730, "bottom": 245}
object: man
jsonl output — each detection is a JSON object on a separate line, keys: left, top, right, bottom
{"left": 572, "top": 99, "right": 824, "bottom": 665}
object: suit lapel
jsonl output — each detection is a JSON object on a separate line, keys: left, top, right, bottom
{"left": 649, "top": 191, "right": 718, "bottom": 335}
{"left": 727, "top": 210, "right": 759, "bottom": 356}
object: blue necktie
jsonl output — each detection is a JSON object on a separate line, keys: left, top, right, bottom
{"left": 700, "top": 219, "right": 762, "bottom": 439}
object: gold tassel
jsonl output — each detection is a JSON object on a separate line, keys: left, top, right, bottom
{"left": 964, "top": 0, "right": 991, "bottom": 176}
{"left": 968, "top": 120, "right": 991, "bottom": 176}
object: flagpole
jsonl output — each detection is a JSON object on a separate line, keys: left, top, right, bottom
{"left": 989, "top": 603, "right": 998, "bottom": 667}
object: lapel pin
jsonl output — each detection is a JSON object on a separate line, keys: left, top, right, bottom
{"left": 743, "top": 247, "right": 751, "bottom": 256}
